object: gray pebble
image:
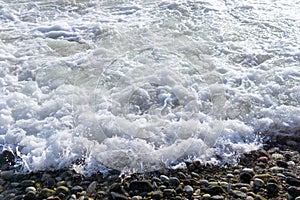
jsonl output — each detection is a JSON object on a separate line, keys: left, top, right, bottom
{"left": 266, "top": 183, "right": 279, "bottom": 196}
{"left": 25, "top": 186, "right": 37, "bottom": 193}
{"left": 87, "top": 181, "right": 98, "bottom": 195}
{"left": 160, "top": 175, "right": 169, "bottom": 182}
{"left": 253, "top": 178, "right": 265, "bottom": 187}
{"left": 0, "top": 170, "right": 14, "bottom": 180}
{"left": 210, "top": 195, "right": 224, "bottom": 200}
{"left": 169, "top": 177, "right": 180, "bottom": 187}
{"left": 163, "top": 188, "right": 176, "bottom": 196}
{"left": 184, "top": 185, "right": 194, "bottom": 195}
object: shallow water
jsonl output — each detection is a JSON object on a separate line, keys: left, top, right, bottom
{"left": 0, "top": 0, "right": 299, "bottom": 174}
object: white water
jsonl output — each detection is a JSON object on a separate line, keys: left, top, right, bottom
{"left": 0, "top": 0, "right": 299, "bottom": 174}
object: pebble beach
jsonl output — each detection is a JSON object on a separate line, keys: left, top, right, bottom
{"left": 1, "top": 134, "right": 299, "bottom": 200}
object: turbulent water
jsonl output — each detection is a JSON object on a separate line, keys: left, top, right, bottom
{"left": 0, "top": 0, "right": 299, "bottom": 174}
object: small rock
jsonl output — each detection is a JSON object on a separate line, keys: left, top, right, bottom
{"left": 23, "top": 191, "right": 36, "bottom": 200}
{"left": 255, "top": 194, "right": 267, "bottom": 200}
{"left": 163, "top": 188, "right": 176, "bottom": 196}
{"left": 194, "top": 188, "right": 201, "bottom": 196}
{"left": 87, "top": 181, "right": 98, "bottom": 195}
{"left": 129, "top": 181, "right": 153, "bottom": 192}
{"left": 160, "top": 175, "right": 169, "bottom": 182}
{"left": 25, "top": 186, "right": 37, "bottom": 193}
{"left": 257, "top": 156, "right": 268, "bottom": 163}
{"left": 177, "top": 172, "right": 187, "bottom": 179}
{"left": 152, "top": 177, "right": 161, "bottom": 183}
{"left": 287, "top": 161, "right": 295, "bottom": 167}
{"left": 68, "top": 194, "right": 76, "bottom": 200}
{"left": 286, "top": 177, "right": 300, "bottom": 186}
{"left": 231, "top": 190, "right": 247, "bottom": 198}
{"left": 40, "top": 188, "right": 55, "bottom": 198}
{"left": 270, "top": 166, "right": 284, "bottom": 173}
{"left": 246, "top": 196, "right": 254, "bottom": 200}
{"left": 253, "top": 178, "right": 265, "bottom": 188}
{"left": 132, "top": 196, "right": 142, "bottom": 200}
{"left": 242, "top": 168, "right": 254, "bottom": 175}
{"left": 271, "top": 153, "right": 284, "bottom": 160}
{"left": 203, "top": 186, "right": 225, "bottom": 195}
{"left": 184, "top": 185, "right": 194, "bottom": 195}
{"left": 0, "top": 170, "right": 14, "bottom": 180}
{"left": 191, "top": 172, "right": 200, "bottom": 178}
{"left": 200, "top": 179, "right": 209, "bottom": 186}
{"left": 240, "top": 187, "right": 248, "bottom": 193}
{"left": 276, "top": 160, "right": 288, "bottom": 168}
{"left": 71, "top": 185, "right": 83, "bottom": 194}
{"left": 287, "top": 186, "right": 300, "bottom": 197}
{"left": 295, "top": 196, "right": 300, "bottom": 200}
{"left": 202, "top": 193, "right": 211, "bottom": 199}
{"left": 21, "top": 180, "right": 35, "bottom": 187}
{"left": 110, "top": 192, "right": 128, "bottom": 200}
{"left": 226, "top": 173, "right": 234, "bottom": 179}
{"left": 169, "top": 177, "right": 180, "bottom": 187}
{"left": 55, "top": 186, "right": 69, "bottom": 195}
{"left": 240, "top": 172, "right": 253, "bottom": 184}
{"left": 266, "top": 183, "right": 279, "bottom": 196}
{"left": 210, "top": 195, "right": 224, "bottom": 200}
{"left": 152, "top": 190, "right": 163, "bottom": 199}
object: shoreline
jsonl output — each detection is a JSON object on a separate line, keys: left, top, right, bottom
{"left": 0, "top": 139, "right": 300, "bottom": 200}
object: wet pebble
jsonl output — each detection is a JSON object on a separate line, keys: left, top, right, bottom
{"left": 286, "top": 177, "right": 300, "bottom": 186}
{"left": 169, "top": 177, "right": 180, "bottom": 187}
{"left": 183, "top": 185, "right": 193, "bottom": 195}
{"left": 163, "top": 188, "right": 176, "bottom": 196}
{"left": 253, "top": 178, "right": 265, "bottom": 188}
{"left": 240, "top": 172, "right": 253, "bottom": 183}
{"left": 287, "top": 186, "right": 300, "bottom": 197}
{"left": 129, "top": 180, "right": 153, "bottom": 192}
{"left": 266, "top": 183, "right": 279, "bottom": 196}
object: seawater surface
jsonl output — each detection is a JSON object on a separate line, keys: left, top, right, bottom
{"left": 0, "top": 0, "right": 299, "bottom": 174}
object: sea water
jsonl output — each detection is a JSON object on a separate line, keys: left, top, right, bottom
{"left": 0, "top": 0, "right": 299, "bottom": 174}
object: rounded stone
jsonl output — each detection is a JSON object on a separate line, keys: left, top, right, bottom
{"left": 199, "top": 179, "right": 209, "bottom": 186}
{"left": 56, "top": 186, "right": 70, "bottom": 195}
{"left": 226, "top": 174, "right": 234, "bottom": 179}
{"left": 286, "top": 177, "right": 300, "bottom": 187}
{"left": 169, "top": 177, "right": 180, "bottom": 187}
{"left": 152, "top": 190, "right": 163, "bottom": 199}
{"left": 240, "top": 172, "right": 253, "bottom": 184}
{"left": 129, "top": 180, "right": 153, "bottom": 192}
{"left": 87, "top": 181, "right": 98, "bottom": 195}
{"left": 210, "top": 195, "right": 225, "bottom": 200}
{"left": 242, "top": 168, "right": 254, "bottom": 175}
{"left": 40, "top": 188, "right": 55, "bottom": 198}
{"left": 0, "top": 170, "right": 14, "bottom": 180}
{"left": 231, "top": 190, "right": 247, "bottom": 198}
{"left": 24, "top": 191, "right": 36, "bottom": 200}
{"left": 266, "top": 183, "right": 279, "bottom": 196}
{"left": 25, "top": 186, "right": 37, "bottom": 194}
{"left": 21, "top": 180, "right": 35, "bottom": 187}
{"left": 160, "top": 175, "right": 169, "bottom": 182}
{"left": 257, "top": 156, "right": 268, "bottom": 163}
{"left": 71, "top": 185, "right": 83, "bottom": 194}
{"left": 132, "top": 196, "right": 142, "bottom": 200}
{"left": 287, "top": 186, "right": 300, "bottom": 197}
{"left": 163, "top": 188, "right": 176, "bottom": 196}
{"left": 253, "top": 178, "right": 265, "bottom": 188}
{"left": 184, "top": 185, "right": 194, "bottom": 195}
{"left": 202, "top": 193, "right": 211, "bottom": 199}
{"left": 271, "top": 153, "right": 284, "bottom": 160}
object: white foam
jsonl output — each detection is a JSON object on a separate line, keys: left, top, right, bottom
{"left": 0, "top": 0, "right": 299, "bottom": 174}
